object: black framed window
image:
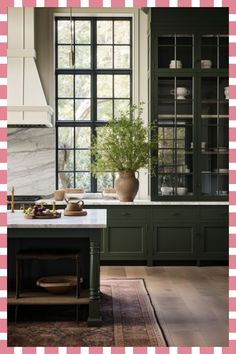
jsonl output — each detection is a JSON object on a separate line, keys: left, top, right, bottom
{"left": 55, "top": 17, "right": 132, "bottom": 192}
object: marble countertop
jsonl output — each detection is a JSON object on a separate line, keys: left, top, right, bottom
{"left": 7, "top": 209, "right": 107, "bottom": 229}
{"left": 36, "top": 198, "right": 228, "bottom": 206}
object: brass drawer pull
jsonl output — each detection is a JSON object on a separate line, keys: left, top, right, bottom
{"left": 120, "top": 212, "right": 131, "bottom": 216}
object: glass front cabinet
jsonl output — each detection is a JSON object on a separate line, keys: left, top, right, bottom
{"left": 149, "top": 8, "right": 228, "bottom": 200}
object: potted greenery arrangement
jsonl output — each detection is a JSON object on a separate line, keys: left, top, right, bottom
{"left": 91, "top": 104, "right": 158, "bottom": 202}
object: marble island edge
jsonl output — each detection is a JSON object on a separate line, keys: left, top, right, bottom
{"left": 7, "top": 209, "right": 107, "bottom": 229}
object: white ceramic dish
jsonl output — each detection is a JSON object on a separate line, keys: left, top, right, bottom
{"left": 177, "top": 187, "right": 188, "bottom": 196}
{"left": 161, "top": 187, "right": 173, "bottom": 196}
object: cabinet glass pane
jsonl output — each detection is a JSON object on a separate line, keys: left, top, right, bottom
{"left": 200, "top": 76, "right": 229, "bottom": 196}
{"left": 157, "top": 76, "right": 194, "bottom": 196}
{"left": 158, "top": 35, "right": 193, "bottom": 69}
{"left": 201, "top": 35, "right": 229, "bottom": 69}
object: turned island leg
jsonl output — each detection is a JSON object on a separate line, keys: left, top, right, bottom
{"left": 87, "top": 233, "right": 102, "bottom": 327}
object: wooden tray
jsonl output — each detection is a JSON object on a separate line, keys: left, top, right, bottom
{"left": 64, "top": 210, "right": 87, "bottom": 216}
{"left": 24, "top": 213, "right": 61, "bottom": 219}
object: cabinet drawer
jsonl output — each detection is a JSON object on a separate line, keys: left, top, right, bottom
{"left": 152, "top": 207, "right": 195, "bottom": 221}
{"left": 199, "top": 206, "right": 228, "bottom": 221}
{"left": 108, "top": 208, "right": 147, "bottom": 224}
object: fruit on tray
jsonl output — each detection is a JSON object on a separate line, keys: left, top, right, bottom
{"left": 23, "top": 204, "right": 60, "bottom": 217}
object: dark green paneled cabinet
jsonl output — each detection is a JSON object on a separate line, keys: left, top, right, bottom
{"left": 199, "top": 223, "right": 228, "bottom": 261}
{"left": 153, "top": 223, "right": 197, "bottom": 261}
{"left": 47, "top": 204, "right": 227, "bottom": 264}
{"left": 149, "top": 8, "right": 229, "bottom": 201}
{"left": 99, "top": 207, "right": 148, "bottom": 261}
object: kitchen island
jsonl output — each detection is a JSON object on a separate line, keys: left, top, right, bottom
{"left": 8, "top": 209, "right": 107, "bottom": 326}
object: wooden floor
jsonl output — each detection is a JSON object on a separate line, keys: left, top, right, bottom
{"left": 101, "top": 265, "right": 228, "bottom": 347}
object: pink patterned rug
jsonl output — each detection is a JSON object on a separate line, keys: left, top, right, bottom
{"left": 8, "top": 279, "right": 167, "bottom": 347}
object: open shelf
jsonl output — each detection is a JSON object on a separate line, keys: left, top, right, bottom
{"left": 8, "top": 289, "right": 89, "bottom": 305}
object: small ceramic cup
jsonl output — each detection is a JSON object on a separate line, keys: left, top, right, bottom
{"left": 170, "top": 87, "right": 190, "bottom": 99}
{"left": 169, "top": 60, "right": 182, "bottom": 69}
{"left": 54, "top": 189, "right": 65, "bottom": 201}
{"left": 201, "top": 59, "right": 212, "bottom": 69}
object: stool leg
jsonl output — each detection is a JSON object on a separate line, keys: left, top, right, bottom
{"left": 76, "top": 256, "right": 80, "bottom": 298}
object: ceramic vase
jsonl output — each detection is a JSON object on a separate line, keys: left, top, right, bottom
{"left": 115, "top": 171, "right": 139, "bottom": 202}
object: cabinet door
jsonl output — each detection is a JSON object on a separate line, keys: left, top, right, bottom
{"left": 153, "top": 223, "right": 197, "bottom": 260}
{"left": 199, "top": 75, "right": 228, "bottom": 198}
{"left": 199, "top": 222, "right": 228, "bottom": 260}
{"left": 156, "top": 76, "right": 195, "bottom": 198}
{"left": 102, "top": 224, "right": 147, "bottom": 260}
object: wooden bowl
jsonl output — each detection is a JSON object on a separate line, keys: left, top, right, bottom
{"left": 36, "top": 276, "right": 81, "bottom": 294}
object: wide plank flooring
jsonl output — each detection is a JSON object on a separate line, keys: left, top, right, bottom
{"left": 101, "top": 266, "right": 228, "bottom": 347}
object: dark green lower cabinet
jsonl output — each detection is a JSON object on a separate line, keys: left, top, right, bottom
{"left": 101, "top": 224, "right": 147, "bottom": 260}
{"left": 199, "top": 223, "right": 228, "bottom": 261}
{"left": 153, "top": 223, "right": 197, "bottom": 261}
{"left": 86, "top": 205, "right": 228, "bottom": 264}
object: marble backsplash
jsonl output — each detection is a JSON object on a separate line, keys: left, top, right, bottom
{"left": 8, "top": 128, "right": 55, "bottom": 195}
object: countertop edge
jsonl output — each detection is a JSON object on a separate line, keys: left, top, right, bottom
{"left": 35, "top": 199, "right": 229, "bottom": 206}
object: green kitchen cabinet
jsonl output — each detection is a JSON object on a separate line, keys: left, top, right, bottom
{"left": 42, "top": 202, "right": 228, "bottom": 264}
{"left": 100, "top": 207, "right": 149, "bottom": 261}
{"left": 153, "top": 223, "right": 197, "bottom": 261}
{"left": 198, "top": 205, "right": 228, "bottom": 262}
{"left": 149, "top": 8, "right": 229, "bottom": 201}
{"left": 198, "top": 223, "right": 228, "bottom": 261}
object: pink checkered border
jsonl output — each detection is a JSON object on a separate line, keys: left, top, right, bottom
{"left": 0, "top": 0, "right": 235, "bottom": 353}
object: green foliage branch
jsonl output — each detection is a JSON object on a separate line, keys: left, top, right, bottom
{"left": 91, "top": 103, "right": 158, "bottom": 175}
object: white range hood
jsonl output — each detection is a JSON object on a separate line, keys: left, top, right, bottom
{"left": 7, "top": 8, "right": 53, "bottom": 127}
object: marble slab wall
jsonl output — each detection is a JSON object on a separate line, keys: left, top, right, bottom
{"left": 8, "top": 128, "right": 55, "bottom": 195}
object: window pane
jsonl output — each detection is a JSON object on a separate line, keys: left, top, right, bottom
{"left": 97, "top": 99, "right": 113, "bottom": 121}
{"left": 114, "top": 99, "right": 130, "bottom": 117}
{"left": 114, "top": 46, "right": 130, "bottom": 69}
{"left": 58, "top": 150, "right": 74, "bottom": 171}
{"left": 76, "top": 172, "right": 91, "bottom": 191}
{"left": 75, "top": 46, "right": 91, "bottom": 69}
{"left": 114, "top": 21, "right": 130, "bottom": 44}
{"left": 58, "top": 99, "right": 74, "bottom": 121}
{"left": 76, "top": 150, "right": 90, "bottom": 171}
{"left": 57, "top": 46, "right": 71, "bottom": 68}
{"left": 97, "top": 46, "right": 113, "bottom": 68}
{"left": 75, "top": 75, "right": 91, "bottom": 98}
{"left": 75, "top": 99, "right": 91, "bottom": 121}
{"left": 75, "top": 127, "right": 91, "bottom": 148}
{"left": 97, "top": 21, "right": 112, "bottom": 44}
{"left": 97, "top": 173, "right": 114, "bottom": 191}
{"left": 97, "top": 75, "right": 112, "bottom": 98}
{"left": 58, "top": 21, "right": 71, "bottom": 44}
{"left": 75, "top": 21, "right": 91, "bottom": 44}
{"left": 58, "top": 75, "right": 73, "bottom": 98}
{"left": 58, "top": 127, "right": 74, "bottom": 149}
{"left": 58, "top": 172, "right": 74, "bottom": 188}
{"left": 114, "top": 75, "right": 130, "bottom": 98}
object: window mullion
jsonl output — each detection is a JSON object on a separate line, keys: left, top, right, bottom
{"left": 56, "top": 17, "right": 132, "bottom": 193}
